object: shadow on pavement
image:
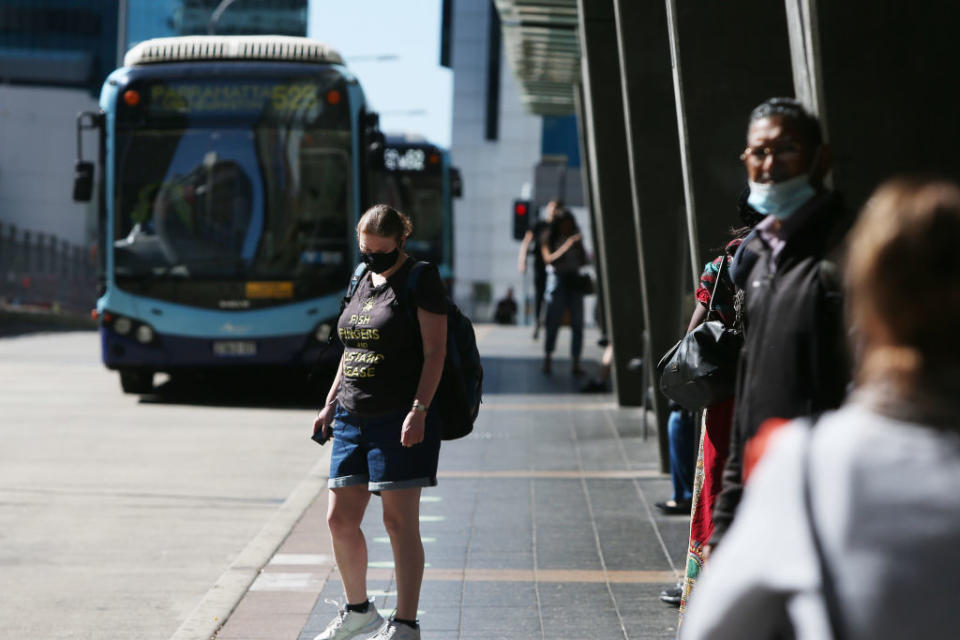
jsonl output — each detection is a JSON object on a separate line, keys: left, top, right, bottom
{"left": 480, "top": 355, "right": 604, "bottom": 395}
{"left": 138, "top": 368, "right": 330, "bottom": 410}
{"left": 0, "top": 311, "right": 97, "bottom": 338}
{"left": 137, "top": 353, "right": 604, "bottom": 409}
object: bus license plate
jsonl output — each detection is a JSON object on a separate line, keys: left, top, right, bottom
{"left": 213, "top": 341, "right": 257, "bottom": 357}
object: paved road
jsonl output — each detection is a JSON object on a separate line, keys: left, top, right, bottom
{"left": 0, "top": 331, "right": 326, "bottom": 640}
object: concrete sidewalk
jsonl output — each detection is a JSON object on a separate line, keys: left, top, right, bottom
{"left": 209, "top": 325, "right": 688, "bottom": 640}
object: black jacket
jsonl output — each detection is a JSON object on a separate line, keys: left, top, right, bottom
{"left": 711, "top": 192, "right": 854, "bottom": 544}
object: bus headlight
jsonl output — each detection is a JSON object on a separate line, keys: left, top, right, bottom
{"left": 135, "top": 324, "right": 155, "bottom": 344}
{"left": 113, "top": 317, "right": 133, "bottom": 335}
{"left": 314, "top": 323, "right": 332, "bottom": 343}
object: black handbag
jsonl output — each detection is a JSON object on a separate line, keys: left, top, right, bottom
{"left": 570, "top": 272, "right": 594, "bottom": 295}
{"left": 560, "top": 271, "right": 594, "bottom": 295}
{"left": 657, "top": 257, "right": 742, "bottom": 411}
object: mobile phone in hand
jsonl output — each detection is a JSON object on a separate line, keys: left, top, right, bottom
{"left": 311, "top": 430, "right": 330, "bottom": 446}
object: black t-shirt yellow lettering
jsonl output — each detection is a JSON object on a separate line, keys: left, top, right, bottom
{"left": 336, "top": 259, "right": 447, "bottom": 416}
{"left": 343, "top": 364, "right": 376, "bottom": 378}
{"left": 337, "top": 327, "right": 381, "bottom": 341}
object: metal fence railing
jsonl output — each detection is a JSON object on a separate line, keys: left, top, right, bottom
{"left": 0, "top": 221, "right": 97, "bottom": 315}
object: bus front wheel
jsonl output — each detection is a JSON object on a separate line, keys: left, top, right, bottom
{"left": 119, "top": 369, "right": 154, "bottom": 394}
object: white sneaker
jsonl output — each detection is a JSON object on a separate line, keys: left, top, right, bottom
{"left": 369, "top": 618, "right": 421, "bottom": 640}
{"left": 313, "top": 601, "right": 384, "bottom": 640}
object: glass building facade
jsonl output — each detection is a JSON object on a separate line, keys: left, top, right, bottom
{"left": 126, "top": 0, "right": 307, "bottom": 52}
{"left": 0, "top": 0, "right": 120, "bottom": 95}
{"left": 126, "top": 0, "right": 178, "bottom": 50}
{"left": 173, "top": 0, "right": 306, "bottom": 38}
{"left": 0, "top": 0, "right": 309, "bottom": 95}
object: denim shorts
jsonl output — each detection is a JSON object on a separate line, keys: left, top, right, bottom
{"left": 328, "top": 405, "right": 441, "bottom": 492}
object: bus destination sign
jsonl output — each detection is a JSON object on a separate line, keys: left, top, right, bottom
{"left": 384, "top": 146, "right": 441, "bottom": 173}
{"left": 147, "top": 82, "right": 320, "bottom": 115}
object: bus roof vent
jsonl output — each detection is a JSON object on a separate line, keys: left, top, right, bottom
{"left": 124, "top": 36, "right": 344, "bottom": 67}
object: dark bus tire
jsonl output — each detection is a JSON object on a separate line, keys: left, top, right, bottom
{"left": 119, "top": 369, "right": 154, "bottom": 394}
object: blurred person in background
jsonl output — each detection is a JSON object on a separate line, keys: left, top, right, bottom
{"left": 540, "top": 208, "right": 588, "bottom": 375}
{"left": 657, "top": 404, "right": 697, "bottom": 520}
{"left": 493, "top": 286, "right": 518, "bottom": 325}
{"left": 517, "top": 199, "right": 561, "bottom": 338}
{"left": 580, "top": 342, "right": 613, "bottom": 392}
{"left": 682, "top": 177, "right": 960, "bottom": 639}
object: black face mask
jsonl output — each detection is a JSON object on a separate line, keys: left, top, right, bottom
{"left": 361, "top": 248, "right": 400, "bottom": 274}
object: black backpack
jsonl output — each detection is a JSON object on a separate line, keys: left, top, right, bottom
{"left": 341, "top": 261, "right": 483, "bottom": 440}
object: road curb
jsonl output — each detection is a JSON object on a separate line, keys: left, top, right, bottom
{"left": 169, "top": 447, "right": 332, "bottom": 640}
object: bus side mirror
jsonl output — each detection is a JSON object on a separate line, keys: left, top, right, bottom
{"left": 73, "top": 161, "right": 94, "bottom": 202}
{"left": 367, "top": 131, "right": 385, "bottom": 170}
{"left": 362, "top": 110, "right": 386, "bottom": 169}
{"left": 73, "top": 110, "right": 102, "bottom": 203}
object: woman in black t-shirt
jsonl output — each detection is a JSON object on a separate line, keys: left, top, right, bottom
{"left": 312, "top": 205, "right": 447, "bottom": 640}
{"left": 517, "top": 198, "right": 561, "bottom": 338}
{"left": 540, "top": 209, "right": 587, "bottom": 375}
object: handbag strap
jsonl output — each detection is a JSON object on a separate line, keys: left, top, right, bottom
{"left": 802, "top": 424, "right": 848, "bottom": 640}
{"left": 707, "top": 256, "right": 728, "bottom": 317}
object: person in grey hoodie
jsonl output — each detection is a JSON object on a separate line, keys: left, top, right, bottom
{"left": 682, "top": 177, "right": 960, "bottom": 639}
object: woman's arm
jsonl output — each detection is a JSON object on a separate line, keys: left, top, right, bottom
{"left": 313, "top": 352, "right": 345, "bottom": 439}
{"left": 401, "top": 308, "right": 448, "bottom": 447}
{"left": 517, "top": 229, "right": 534, "bottom": 272}
{"left": 541, "top": 233, "right": 581, "bottom": 264}
{"left": 325, "top": 352, "right": 345, "bottom": 407}
{"left": 686, "top": 303, "right": 708, "bottom": 333}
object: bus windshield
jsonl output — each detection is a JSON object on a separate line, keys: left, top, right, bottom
{"left": 113, "top": 73, "right": 352, "bottom": 303}
{"left": 375, "top": 161, "right": 445, "bottom": 267}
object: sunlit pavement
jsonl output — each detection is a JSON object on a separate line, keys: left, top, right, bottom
{"left": 214, "top": 324, "right": 687, "bottom": 640}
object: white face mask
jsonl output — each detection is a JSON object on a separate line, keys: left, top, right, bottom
{"left": 747, "top": 173, "right": 817, "bottom": 220}
{"left": 747, "top": 146, "right": 821, "bottom": 220}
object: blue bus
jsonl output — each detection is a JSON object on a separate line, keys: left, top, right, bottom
{"left": 73, "top": 36, "right": 384, "bottom": 394}
{"left": 372, "top": 134, "right": 461, "bottom": 285}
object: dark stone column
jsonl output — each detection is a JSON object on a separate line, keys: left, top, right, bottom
{"left": 672, "top": 0, "right": 795, "bottom": 269}
{"left": 576, "top": 0, "right": 646, "bottom": 407}
{"left": 612, "top": 0, "right": 689, "bottom": 471}
{"left": 790, "top": 1, "right": 960, "bottom": 210}
{"left": 573, "top": 84, "right": 607, "bottom": 339}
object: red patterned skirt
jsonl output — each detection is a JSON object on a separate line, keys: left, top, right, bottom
{"left": 679, "top": 396, "right": 734, "bottom": 616}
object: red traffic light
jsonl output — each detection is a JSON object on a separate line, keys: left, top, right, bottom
{"left": 512, "top": 199, "right": 531, "bottom": 240}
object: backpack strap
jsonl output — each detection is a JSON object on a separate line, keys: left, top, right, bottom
{"left": 346, "top": 262, "right": 369, "bottom": 300}
{"left": 336, "top": 262, "right": 369, "bottom": 323}
{"left": 707, "top": 255, "right": 727, "bottom": 318}
{"left": 402, "top": 261, "right": 429, "bottom": 333}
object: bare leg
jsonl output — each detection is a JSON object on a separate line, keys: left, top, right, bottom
{"left": 381, "top": 488, "right": 424, "bottom": 620}
{"left": 327, "top": 485, "right": 372, "bottom": 605}
{"left": 600, "top": 344, "right": 613, "bottom": 382}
